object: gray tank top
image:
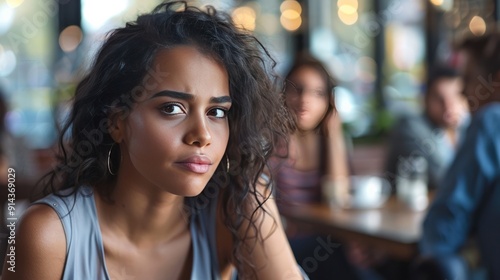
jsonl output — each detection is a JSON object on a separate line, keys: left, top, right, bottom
{"left": 34, "top": 185, "right": 221, "bottom": 279}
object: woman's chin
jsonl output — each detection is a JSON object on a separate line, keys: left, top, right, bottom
{"left": 178, "top": 184, "right": 209, "bottom": 197}
{"left": 296, "top": 123, "right": 319, "bottom": 133}
{"left": 183, "top": 189, "right": 205, "bottom": 197}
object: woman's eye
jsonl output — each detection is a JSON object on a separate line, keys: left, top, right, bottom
{"left": 160, "top": 104, "right": 184, "bottom": 115}
{"left": 314, "top": 90, "right": 326, "bottom": 96}
{"left": 209, "top": 108, "right": 227, "bottom": 118}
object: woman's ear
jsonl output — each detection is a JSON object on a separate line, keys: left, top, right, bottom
{"left": 108, "top": 112, "right": 125, "bottom": 143}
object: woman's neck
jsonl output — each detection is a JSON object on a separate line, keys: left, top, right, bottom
{"left": 294, "top": 128, "right": 318, "bottom": 140}
{"left": 289, "top": 130, "right": 321, "bottom": 171}
{"left": 94, "top": 174, "right": 189, "bottom": 249}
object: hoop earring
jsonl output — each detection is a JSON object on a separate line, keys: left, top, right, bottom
{"left": 226, "top": 155, "right": 230, "bottom": 173}
{"left": 107, "top": 143, "right": 120, "bottom": 176}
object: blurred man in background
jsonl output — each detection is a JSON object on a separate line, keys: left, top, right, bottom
{"left": 418, "top": 32, "right": 500, "bottom": 280}
{"left": 385, "top": 65, "right": 470, "bottom": 190}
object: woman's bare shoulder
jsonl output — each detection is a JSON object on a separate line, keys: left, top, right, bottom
{"left": 1, "top": 204, "right": 66, "bottom": 279}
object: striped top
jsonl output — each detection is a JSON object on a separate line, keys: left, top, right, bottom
{"left": 274, "top": 160, "right": 322, "bottom": 208}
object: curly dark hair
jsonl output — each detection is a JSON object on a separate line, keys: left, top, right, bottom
{"left": 39, "top": 1, "right": 293, "bottom": 275}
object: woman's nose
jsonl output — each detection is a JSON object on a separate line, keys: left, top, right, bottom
{"left": 298, "top": 94, "right": 311, "bottom": 105}
{"left": 183, "top": 115, "right": 212, "bottom": 147}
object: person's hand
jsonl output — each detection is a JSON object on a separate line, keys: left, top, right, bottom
{"left": 321, "top": 101, "right": 343, "bottom": 138}
{"left": 321, "top": 99, "right": 350, "bottom": 180}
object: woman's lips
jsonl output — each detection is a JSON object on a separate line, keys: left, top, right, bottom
{"left": 176, "top": 162, "right": 211, "bottom": 174}
{"left": 176, "top": 155, "right": 213, "bottom": 174}
{"left": 295, "top": 109, "right": 309, "bottom": 116}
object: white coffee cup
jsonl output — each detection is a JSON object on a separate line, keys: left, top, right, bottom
{"left": 322, "top": 175, "right": 390, "bottom": 209}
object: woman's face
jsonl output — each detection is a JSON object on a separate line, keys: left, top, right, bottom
{"left": 284, "top": 66, "right": 330, "bottom": 132}
{"left": 113, "top": 46, "right": 231, "bottom": 197}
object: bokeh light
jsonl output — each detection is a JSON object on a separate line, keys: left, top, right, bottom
{"left": 469, "top": 16, "right": 486, "bottom": 36}
{"left": 0, "top": 4, "right": 15, "bottom": 35}
{"left": 337, "top": 0, "right": 358, "bottom": 10}
{"left": 82, "top": 0, "right": 129, "bottom": 32}
{"left": 338, "top": 0, "right": 358, "bottom": 25}
{"left": 231, "top": 6, "right": 256, "bottom": 31}
{"left": 339, "top": 5, "right": 357, "bottom": 15}
{"left": 431, "top": 0, "right": 453, "bottom": 11}
{"left": 6, "top": 0, "right": 23, "bottom": 8}
{"left": 0, "top": 48, "right": 17, "bottom": 77}
{"left": 280, "top": 0, "right": 302, "bottom": 31}
{"left": 280, "top": 14, "right": 302, "bottom": 31}
{"left": 282, "top": 9, "right": 300, "bottom": 20}
{"left": 59, "top": 25, "right": 83, "bottom": 53}
{"left": 338, "top": 10, "right": 358, "bottom": 25}
{"left": 280, "top": 0, "right": 302, "bottom": 14}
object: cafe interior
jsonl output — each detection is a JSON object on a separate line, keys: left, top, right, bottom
{"left": 1, "top": 0, "right": 499, "bottom": 279}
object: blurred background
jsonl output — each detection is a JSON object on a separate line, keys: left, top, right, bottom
{"left": 0, "top": 0, "right": 497, "bottom": 171}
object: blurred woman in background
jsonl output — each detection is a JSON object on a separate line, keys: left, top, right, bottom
{"left": 274, "top": 53, "right": 349, "bottom": 208}
{"left": 271, "top": 53, "right": 358, "bottom": 280}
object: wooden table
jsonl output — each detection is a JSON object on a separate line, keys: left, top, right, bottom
{"left": 280, "top": 196, "right": 427, "bottom": 260}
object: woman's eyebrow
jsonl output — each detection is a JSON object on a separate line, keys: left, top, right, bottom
{"left": 150, "top": 90, "right": 193, "bottom": 100}
{"left": 210, "top": 96, "right": 232, "bottom": 104}
{"left": 151, "top": 90, "right": 232, "bottom": 104}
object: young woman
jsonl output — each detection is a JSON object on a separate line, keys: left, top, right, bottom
{"left": 2, "top": 2, "right": 305, "bottom": 279}
{"left": 274, "top": 53, "right": 349, "bottom": 209}
{"left": 271, "top": 54, "right": 357, "bottom": 279}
